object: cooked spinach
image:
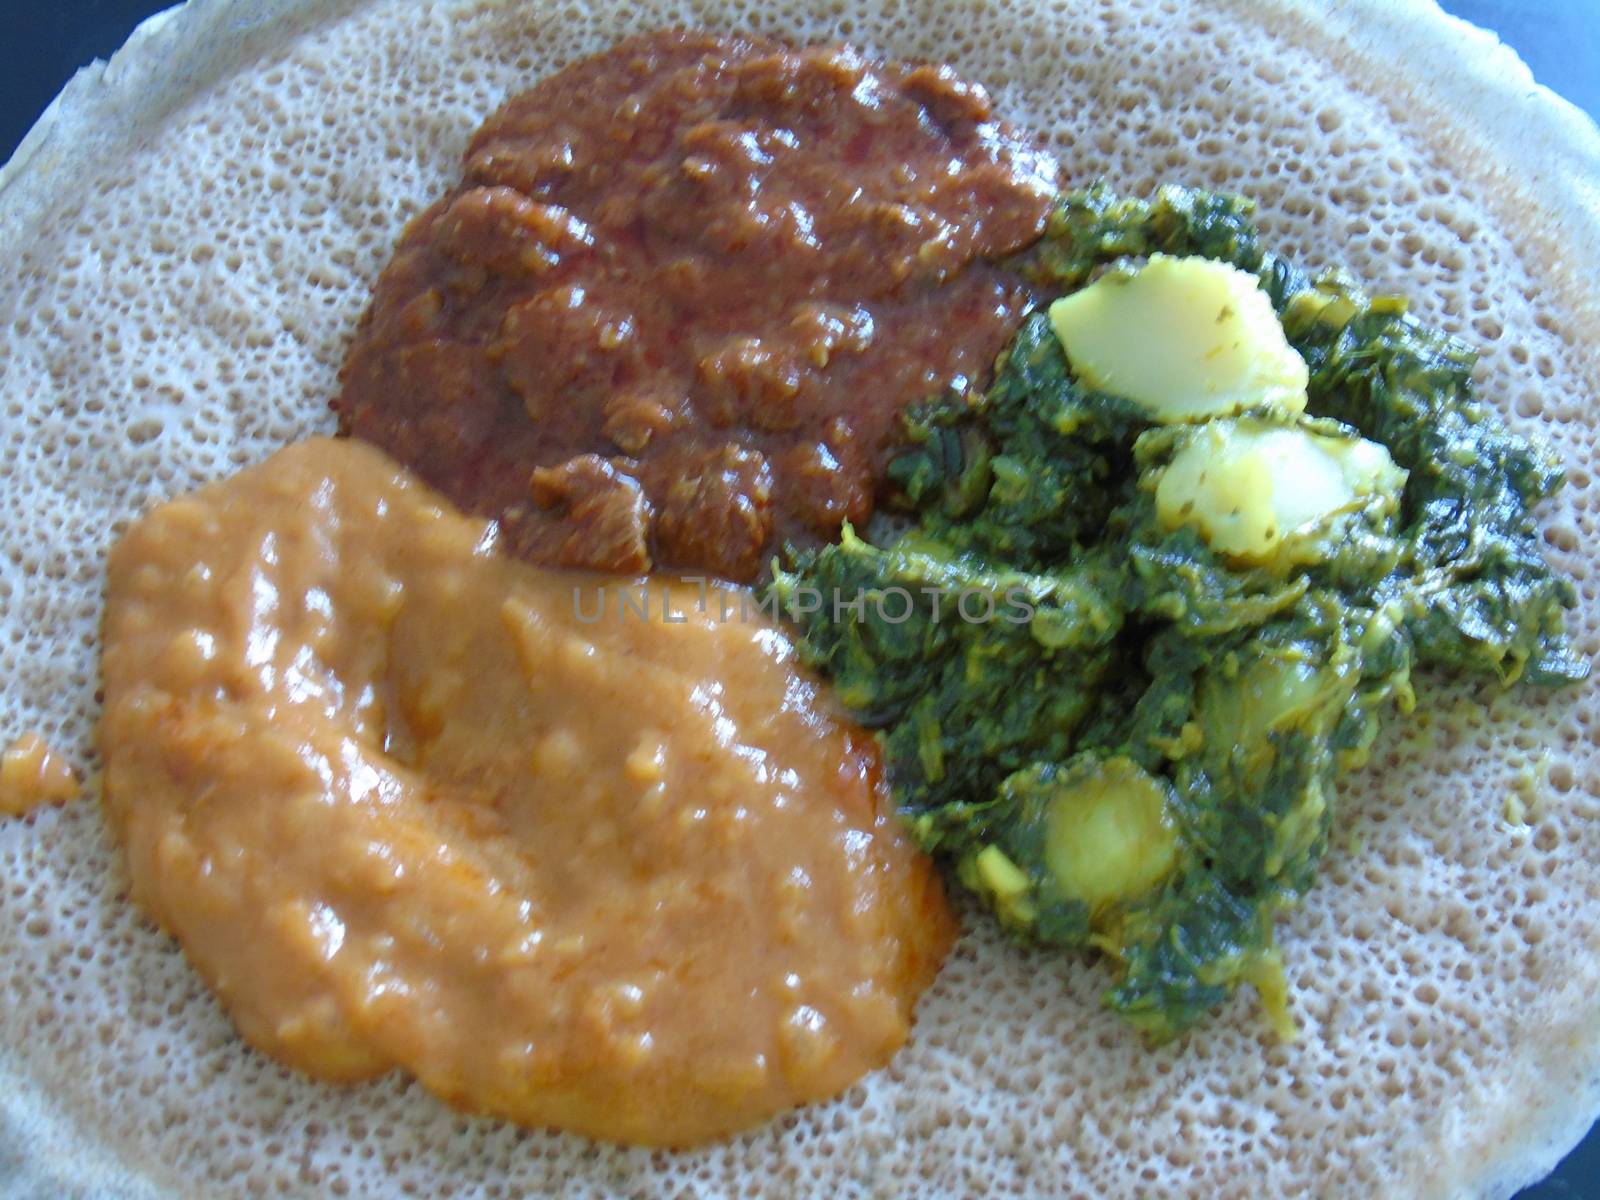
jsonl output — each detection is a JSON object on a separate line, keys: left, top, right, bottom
{"left": 770, "top": 184, "right": 1586, "bottom": 1041}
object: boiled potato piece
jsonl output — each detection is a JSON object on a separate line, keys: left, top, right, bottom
{"left": 1044, "top": 757, "right": 1179, "bottom": 911}
{"left": 1198, "top": 644, "right": 1356, "bottom": 762}
{"left": 1196, "top": 642, "right": 1361, "bottom": 872}
{"left": 1048, "top": 254, "right": 1309, "bottom": 421}
{"left": 1154, "top": 419, "right": 1404, "bottom": 564}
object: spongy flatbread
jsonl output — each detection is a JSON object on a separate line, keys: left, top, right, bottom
{"left": 1, "top": 1, "right": 1598, "bottom": 1196}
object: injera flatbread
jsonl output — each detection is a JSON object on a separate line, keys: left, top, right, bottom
{"left": 1, "top": 1, "right": 1597, "bottom": 1196}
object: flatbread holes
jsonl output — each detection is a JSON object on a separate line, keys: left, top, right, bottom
{"left": 3, "top": 2, "right": 1598, "bottom": 1197}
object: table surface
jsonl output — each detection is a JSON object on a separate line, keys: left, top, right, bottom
{"left": 2, "top": 2, "right": 1598, "bottom": 1196}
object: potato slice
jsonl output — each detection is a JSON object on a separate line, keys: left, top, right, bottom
{"left": 1154, "top": 419, "right": 1404, "bottom": 564}
{"left": 1048, "top": 254, "right": 1308, "bottom": 421}
{"left": 1043, "top": 757, "right": 1179, "bottom": 911}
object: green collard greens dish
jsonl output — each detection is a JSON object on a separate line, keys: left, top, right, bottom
{"left": 770, "top": 184, "right": 1587, "bottom": 1042}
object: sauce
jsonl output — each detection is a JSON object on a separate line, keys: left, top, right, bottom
{"left": 336, "top": 31, "right": 1057, "bottom": 580}
{"left": 0, "top": 733, "right": 78, "bottom": 817}
{"left": 99, "top": 437, "right": 953, "bottom": 1145}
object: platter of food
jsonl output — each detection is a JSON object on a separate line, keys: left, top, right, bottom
{"left": 1, "top": 1, "right": 1597, "bottom": 1196}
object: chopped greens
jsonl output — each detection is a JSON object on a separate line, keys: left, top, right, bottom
{"left": 770, "top": 184, "right": 1586, "bottom": 1040}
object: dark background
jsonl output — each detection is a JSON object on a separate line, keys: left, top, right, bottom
{"left": 2, "top": 1, "right": 1597, "bottom": 1196}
